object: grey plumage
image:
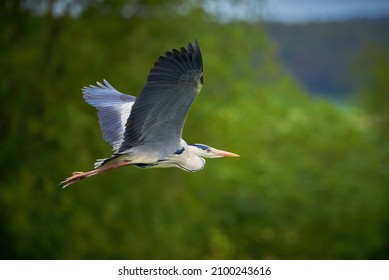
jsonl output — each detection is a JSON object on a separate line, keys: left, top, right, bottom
{"left": 119, "top": 40, "right": 203, "bottom": 154}
{"left": 60, "top": 40, "right": 238, "bottom": 188}
{"left": 83, "top": 80, "right": 135, "bottom": 152}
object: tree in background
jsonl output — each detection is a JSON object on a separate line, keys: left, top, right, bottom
{"left": 1, "top": 0, "right": 388, "bottom": 259}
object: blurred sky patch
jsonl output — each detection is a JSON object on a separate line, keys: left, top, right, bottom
{"left": 206, "top": 0, "right": 389, "bottom": 22}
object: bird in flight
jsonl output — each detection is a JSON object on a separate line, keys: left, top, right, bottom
{"left": 60, "top": 40, "right": 239, "bottom": 188}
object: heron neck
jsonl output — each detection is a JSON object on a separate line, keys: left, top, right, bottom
{"left": 171, "top": 143, "right": 205, "bottom": 172}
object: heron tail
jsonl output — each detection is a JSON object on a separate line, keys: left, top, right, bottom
{"left": 93, "top": 153, "right": 130, "bottom": 168}
{"left": 94, "top": 158, "right": 110, "bottom": 169}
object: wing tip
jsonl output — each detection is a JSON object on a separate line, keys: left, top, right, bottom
{"left": 187, "top": 39, "right": 200, "bottom": 56}
{"left": 152, "top": 39, "right": 203, "bottom": 74}
{"left": 189, "top": 39, "right": 203, "bottom": 72}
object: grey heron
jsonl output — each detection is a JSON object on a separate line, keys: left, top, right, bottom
{"left": 60, "top": 40, "right": 239, "bottom": 188}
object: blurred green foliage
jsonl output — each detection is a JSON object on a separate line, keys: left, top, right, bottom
{"left": 1, "top": 0, "right": 388, "bottom": 259}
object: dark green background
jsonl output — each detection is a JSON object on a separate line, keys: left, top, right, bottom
{"left": 1, "top": 0, "right": 388, "bottom": 259}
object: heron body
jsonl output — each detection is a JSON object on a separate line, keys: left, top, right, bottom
{"left": 61, "top": 40, "right": 239, "bottom": 188}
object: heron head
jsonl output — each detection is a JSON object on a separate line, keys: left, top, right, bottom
{"left": 190, "top": 144, "right": 240, "bottom": 159}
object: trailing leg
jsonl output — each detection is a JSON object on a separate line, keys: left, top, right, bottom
{"left": 60, "top": 161, "right": 131, "bottom": 188}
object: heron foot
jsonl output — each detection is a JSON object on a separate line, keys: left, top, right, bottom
{"left": 60, "top": 160, "right": 132, "bottom": 188}
{"left": 60, "top": 171, "right": 90, "bottom": 188}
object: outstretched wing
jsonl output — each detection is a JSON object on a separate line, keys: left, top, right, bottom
{"left": 118, "top": 40, "right": 203, "bottom": 153}
{"left": 83, "top": 80, "right": 136, "bottom": 151}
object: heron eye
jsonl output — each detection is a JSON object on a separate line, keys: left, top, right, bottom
{"left": 174, "top": 147, "right": 185, "bottom": 155}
